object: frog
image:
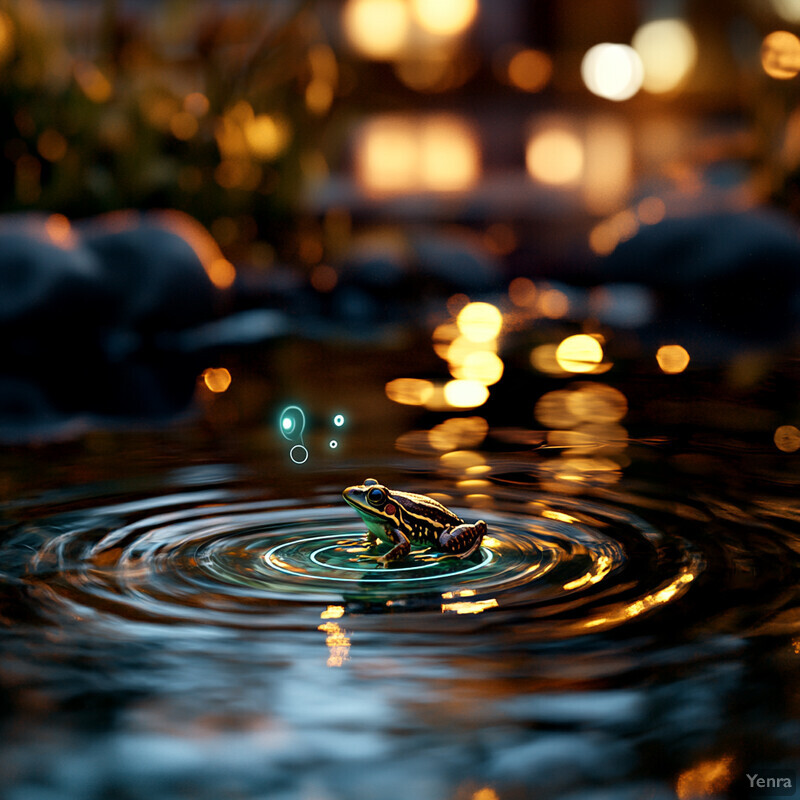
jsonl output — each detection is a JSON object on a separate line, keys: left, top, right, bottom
{"left": 342, "top": 478, "right": 486, "bottom": 565}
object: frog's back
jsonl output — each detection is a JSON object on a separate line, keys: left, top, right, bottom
{"left": 395, "top": 490, "right": 463, "bottom": 544}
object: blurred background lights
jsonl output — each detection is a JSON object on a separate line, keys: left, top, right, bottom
{"left": 526, "top": 126, "right": 584, "bottom": 186}
{"left": 444, "top": 379, "right": 489, "bottom": 408}
{"left": 581, "top": 43, "right": 643, "bottom": 101}
{"left": 656, "top": 344, "right": 690, "bottom": 373}
{"left": 772, "top": 0, "right": 800, "bottom": 23}
{"left": 632, "top": 19, "right": 697, "bottom": 94}
{"left": 356, "top": 114, "right": 480, "bottom": 194}
{"left": 774, "top": 425, "right": 800, "bottom": 452}
{"left": 333, "top": 414, "right": 345, "bottom": 427}
{"left": 410, "top": 0, "right": 479, "bottom": 36}
{"left": 761, "top": 31, "right": 800, "bottom": 79}
{"left": 507, "top": 49, "right": 552, "bottom": 93}
{"left": 456, "top": 301, "right": 502, "bottom": 342}
{"left": 385, "top": 378, "right": 435, "bottom": 405}
{"left": 343, "top": 0, "right": 410, "bottom": 60}
{"left": 202, "top": 368, "right": 232, "bottom": 393}
{"left": 555, "top": 335, "right": 604, "bottom": 373}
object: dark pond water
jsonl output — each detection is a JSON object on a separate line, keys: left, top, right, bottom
{"left": 1, "top": 343, "right": 800, "bottom": 800}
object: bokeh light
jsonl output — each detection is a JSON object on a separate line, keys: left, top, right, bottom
{"left": 526, "top": 126, "right": 584, "bottom": 186}
{"left": 632, "top": 19, "right": 697, "bottom": 94}
{"left": 456, "top": 302, "right": 503, "bottom": 342}
{"left": 581, "top": 43, "right": 643, "bottom": 101}
{"left": 774, "top": 425, "right": 800, "bottom": 452}
{"left": 656, "top": 344, "right": 690, "bottom": 374}
{"left": 675, "top": 756, "right": 734, "bottom": 800}
{"left": 507, "top": 49, "right": 552, "bottom": 93}
{"left": 343, "top": 0, "right": 410, "bottom": 60}
{"left": 508, "top": 277, "right": 537, "bottom": 307}
{"left": 451, "top": 350, "right": 504, "bottom": 385}
{"left": 202, "top": 368, "right": 232, "bottom": 393}
{"left": 555, "top": 335, "right": 604, "bottom": 374}
{"left": 385, "top": 378, "right": 435, "bottom": 405}
{"left": 410, "top": 0, "right": 479, "bottom": 36}
{"left": 773, "top": 0, "right": 800, "bottom": 22}
{"left": 444, "top": 379, "right": 490, "bottom": 408}
{"left": 761, "top": 30, "right": 800, "bottom": 79}
{"left": 356, "top": 114, "right": 480, "bottom": 194}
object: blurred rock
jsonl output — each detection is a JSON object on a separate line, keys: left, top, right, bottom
{"left": 601, "top": 208, "right": 800, "bottom": 343}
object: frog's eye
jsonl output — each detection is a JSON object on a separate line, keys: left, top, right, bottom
{"left": 364, "top": 478, "right": 379, "bottom": 487}
{"left": 367, "top": 487, "right": 385, "bottom": 506}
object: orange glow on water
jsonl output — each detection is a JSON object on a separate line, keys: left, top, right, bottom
{"left": 385, "top": 378, "right": 435, "bottom": 405}
{"left": 762, "top": 30, "right": 800, "bottom": 79}
{"left": 443, "top": 379, "right": 489, "bottom": 408}
{"left": 441, "top": 598, "right": 498, "bottom": 615}
{"left": 774, "top": 425, "right": 800, "bottom": 452}
{"left": 202, "top": 368, "right": 232, "bottom": 393}
{"left": 555, "top": 335, "right": 604, "bottom": 373}
{"left": 675, "top": 756, "right": 734, "bottom": 799}
{"left": 656, "top": 344, "right": 690, "bottom": 374}
{"left": 456, "top": 302, "right": 502, "bottom": 342}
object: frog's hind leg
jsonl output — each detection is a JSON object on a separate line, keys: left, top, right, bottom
{"left": 438, "top": 520, "right": 486, "bottom": 558}
{"left": 377, "top": 527, "right": 411, "bottom": 566}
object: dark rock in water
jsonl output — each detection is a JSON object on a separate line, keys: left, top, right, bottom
{"left": 601, "top": 209, "right": 800, "bottom": 342}
{"left": 0, "top": 214, "right": 114, "bottom": 333}
{"left": 79, "top": 210, "right": 223, "bottom": 333}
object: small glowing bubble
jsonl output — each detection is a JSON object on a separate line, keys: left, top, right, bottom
{"left": 656, "top": 344, "right": 690, "bottom": 374}
{"left": 329, "top": 440, "right": 339, "bottom": 449}
{"left": 290, "top": 445, "right": 309, "bottom": 464}
{"left": 333, "top": 414, "right": 345, "bottom": 427}
{"left": 282, "top": 418, "right": 293, "bottom": 431}
{"left": 774, "top": 425, "right": 800, "bottom": 452}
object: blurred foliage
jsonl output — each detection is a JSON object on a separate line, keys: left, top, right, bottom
{"left": 0, "top": 0, "right": 337, "bottom": 260}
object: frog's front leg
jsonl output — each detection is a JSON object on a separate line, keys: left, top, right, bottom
{"left": 364, "top": 529, "right": 378, "bottom": 546}
{"left": 438, "top": 520, "right": 486, "bottom": 558}
{"left": 377, "top": 527, "right": 411, "bottom": 566}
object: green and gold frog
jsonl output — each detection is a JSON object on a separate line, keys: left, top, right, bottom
{"left": 342, "top": 478, "right": 486, "bottom": 565}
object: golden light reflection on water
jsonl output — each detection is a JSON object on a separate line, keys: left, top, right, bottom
{"left": 555, "top": 334, "right": 605, "bottom": 374}
{"left": 441, "top": 598, "right": 498, "bottom": 614}
{"left": 675, "top": 755, "right": 734, "bottom": 799}
{"left": 456, "top": 302, "right": 503, "bottom": 343}
{"left": 656, "top": 344, "right": 690, "bottom": 374}
{"left": 774, "top": 425, "right": 800, "bottom": 452}
{"left": 444, "top": 379, "right": 489, "bottom": 408}
{"left": 320, "top": 605, "right": 345, "bottom": 620}
{"left": 762, "top": 30, "right": 800, "bottom": 79}
{"left": 563, "top": 554, "right": 612, "bottom": 590}
{"left": 318, "top": 619, "right": 351, "bottom": 667}
{"left": 385, "top": 378, "right": 435, "bottom": 406}
{"left": 429, "top": 416, "right": 488, "bottom": 451}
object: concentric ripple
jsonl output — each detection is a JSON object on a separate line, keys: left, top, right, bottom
{"left": 0, "top": 481, "right": 718, "bottom": 637}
